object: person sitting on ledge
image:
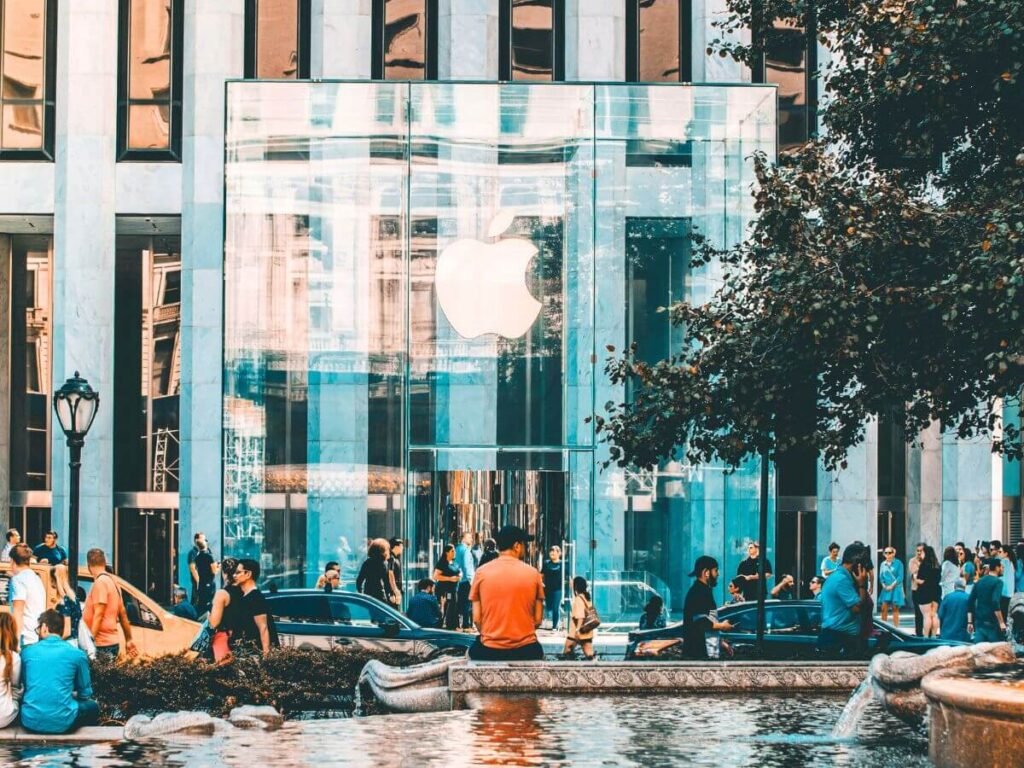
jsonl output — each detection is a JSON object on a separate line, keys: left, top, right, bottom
{"left": 20, "top": 609, "right": 99, "bottom": 734}
{"left": 468, "top": 525, "right": 545, "bottom": 661}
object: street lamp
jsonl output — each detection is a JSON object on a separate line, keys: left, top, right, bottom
{"left": 53, "top": 372, "right": 99, "bottom": 591}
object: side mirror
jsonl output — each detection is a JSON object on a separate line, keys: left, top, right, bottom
{"left": 382, "top": 619, "right": 401, "bottom": 637}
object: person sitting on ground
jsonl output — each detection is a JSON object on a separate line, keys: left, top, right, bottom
{"left": 562, "top": 576, "right": 597, "bottom": 660}
{"left": 938, "top": 581, "right": 970, "bottom": 642}
{"left": 468, "top": 525, "right": 545, "bottom": 661}
{"left": 20, "top": 610, "right": 99, "bottom": 734}
{"left": 10, "top": 544, "right": 45, "bottom": 648}
{"left": 725, "top": 576, "right": 746, "bottom": 605}
{"left": 816, "top": 542, "right": 870, "bottom": 657}
{"left": 0, "top": 613, "right": 22, "bottom": 728}
{"left": 32, "top": 531, "right": 67, "bottom": 566}
{"left": 639, "top": 595, "right": 666, "bottom": 630}
{"left": 171, "top": 586, "right": 198, "bottom": 621}
{"left": 406, "top": 578, "right": 442, "bottom": 628}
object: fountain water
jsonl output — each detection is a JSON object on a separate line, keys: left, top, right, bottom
{"left": 831, "top": 678, "right": 874, "bottom": 738}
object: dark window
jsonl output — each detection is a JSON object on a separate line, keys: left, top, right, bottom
{"left": 122, "top": 589, "right": 163, "bottom": 630}
{"left": 877, "top": 408, "right": 907, "bottom": 497}
{"left": 372, "top": 0, "right": 437, "bottom": 80}
{"left": 499, "top": 0, "right": 564, "bottom": 81}
{"left": 268, "top": 595, "right": 330, "bottom": 623}
{"left": 767, "top": 606, "right": 803, "bottom": 633}
{"left": 244, "top": 0, "right": 310, "bottom": 79}
{"left": 8, "top": 235, "right": 51, "bottom": 495}
{"left": 331, "top": 597, "right": 392, "bottom": 627}
{"left": 117, "top": 0, "right": 184, "bottom": 160}
{"left": 0, "top": 0, "right": 56, "bottom": 159}
{"left": 728, "top": 608, "right": 756, "bottom": 633}
{"left": 114, "top": 236, "right": 181, "bottom": 494}
{"left": 626, "top": 0, "right": 691, "bottom": 83}
{"left": 753, "top": 13, "right": 816, "bottom": 151}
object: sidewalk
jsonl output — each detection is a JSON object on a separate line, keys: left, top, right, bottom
{"left": 0, "top": 726, "right": 122, "bottom": 744}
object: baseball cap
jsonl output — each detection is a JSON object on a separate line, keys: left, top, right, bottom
{"left": 688, "top": 555, "right": 719, "bottom": 577}
{"left": 495, "top": 525, "right": 534, "bottom": 551}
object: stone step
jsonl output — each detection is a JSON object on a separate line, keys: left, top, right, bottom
{"left": 0, "top": 726, "right": 123, "bottom": 744}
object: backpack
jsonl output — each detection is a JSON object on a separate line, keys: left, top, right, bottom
{"left": 578, "top": 597, "right": 601, "bottom": 634}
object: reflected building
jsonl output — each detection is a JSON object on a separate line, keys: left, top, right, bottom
{"left": 0, "top": 3, "right": 1016, "bottom": 614}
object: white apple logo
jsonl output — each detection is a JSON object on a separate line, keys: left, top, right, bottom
{"left": 435, "top": 211, "right": 542, "bottom": 339}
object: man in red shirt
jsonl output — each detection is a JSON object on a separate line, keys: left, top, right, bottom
{"left": 468, "top": 525, "right": 545, "bottom": 661}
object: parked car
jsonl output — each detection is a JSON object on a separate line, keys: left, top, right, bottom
{"left": 625, "top": 599, "right": 972, "bottom": 660}
{"left": 265, "top": 589, "right": 475, "bottom": 658}
{"left": 591, "top": 579, "right": 669, "bottom": 631}
{"left": 0, "top": 562, "right": 200, "bottom": 659}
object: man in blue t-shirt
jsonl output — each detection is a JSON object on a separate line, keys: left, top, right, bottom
{"left": 938, "top": 582, "right": 970, "bottom": 642}
{"left": 455, "top": 532, "right": 477, "bottom": 630}
{"left": 968, "top": 558, "right": 1007, "bottom": 643}
{"left": 21, "top": 610, "right": 99, "bottom": 733}
{"left": 406, "top": 579, "right": 442, "bottom": 628}
{"left": 32, "top": 530, "right": 67, "bottom": 565}
{"left": 817, "top": 542, "right": 869, "bottom": 657}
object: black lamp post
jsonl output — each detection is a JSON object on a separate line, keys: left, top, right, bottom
{"left": 53, "top": 372, "right": 99, "bottom": 591}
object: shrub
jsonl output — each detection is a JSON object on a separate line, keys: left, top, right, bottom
{"left": 90, "top": 647, "right": 419, "bottom": 723}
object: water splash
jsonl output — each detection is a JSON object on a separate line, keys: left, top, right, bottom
{"left": 831, "top": 678, "right": 873, "bottom": 738}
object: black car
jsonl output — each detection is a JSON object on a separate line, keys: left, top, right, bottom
{"left": 625, "top": 599, "right": 971, "bottom": 660}
{"left": 265, "top": 589, "right": 475, "bottom": 658}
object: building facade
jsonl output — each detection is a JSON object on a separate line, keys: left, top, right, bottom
{"left": 0, "top": 1, "right": 1019, "bottom": 613}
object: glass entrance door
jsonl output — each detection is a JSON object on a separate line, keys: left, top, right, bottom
{"left": 114, "top": 506, "right": 178, "bottom": 603}
{"left": 776, "top": 509, "right": 817, "bottom": 599}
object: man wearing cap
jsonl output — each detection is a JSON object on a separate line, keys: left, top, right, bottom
{"left": 682, "top": 556, "right": 734, "bottom": 659}
{"left": 468, "top": 525, "right": 545, "bottom": 661}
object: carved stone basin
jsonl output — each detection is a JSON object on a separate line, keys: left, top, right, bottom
{"left": 922, "top": 667, "right": 1024, "bottom": 768}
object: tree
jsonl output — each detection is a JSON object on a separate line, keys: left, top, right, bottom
{"left": 597, "top": 0, "right": 1024, "bottom": 474}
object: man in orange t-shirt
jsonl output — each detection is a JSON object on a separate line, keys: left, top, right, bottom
{"left": 82, "top": 548, "right": 137, "bottom": 659}
{"left": 468, "top": 525, "right": 545, "bottom": 661}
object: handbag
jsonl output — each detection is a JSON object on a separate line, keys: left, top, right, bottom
{"left": 77, "top": 616, "right": 97, "bottom": 659}
{"left": 189, "top": 618, "right": 213, "bottom": 658}
{"left": 578, "top": 598, "right": 601, "bottom": 634}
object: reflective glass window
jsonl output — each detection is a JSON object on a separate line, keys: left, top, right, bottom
{"left": 500, "top": 0, "right": 563, "bottom": 81}
{"left": 7, "top": 235, "right": 51, "bottom": 497}
{"left": 118, "top": 0, "right": 183, "bottom": 158}
{"left": 373, "top": 0, "right": 436, "bottom": 80}
{"left": 627, "top": 0, "right": 689, "bottom": 83}
{"left": 245, "top": 0, "right": 309, "bottom": 79}
{"left": 113, "top": 236, "right": 182, "bottom": 495}
{"left": 0, "top": 0, "right": 55, "bottom": 157}
{"left": 760, "top": 18, "right": 814, "bottom": 150}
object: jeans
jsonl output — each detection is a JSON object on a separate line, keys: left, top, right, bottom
{"left": 457, "top": 581, "right": 472, "bottom": 629}
{"left": 975, "top": 624, "right": 1004, "bottom": 643}
{"left": 816, "top": 627, "right": 862, "bottom": 658}
{"left": 95, "top": 644, "right": 120, "bottom": 659}
{"left": 468, "top": 639, "right": 545, "bottom": 661}
{"left": 547, "top": 590, "right": 562, "bottom": 629}
{"left": 74, "top": 699, "right": 100, "bottom": 729}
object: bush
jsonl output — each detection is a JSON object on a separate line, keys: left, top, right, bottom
{"left": 90, "top": 647, "right": 419, "bottom": 723}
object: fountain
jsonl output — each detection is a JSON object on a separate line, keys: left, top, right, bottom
{"left": 864, "top": 594, "right": 1024, "bottom": 768}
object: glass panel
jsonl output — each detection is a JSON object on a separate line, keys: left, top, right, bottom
{"left": 9, "top": 236, "right": 51, "bottom": 494}
{"left": 127, "top": 103, "right": 170, "bottom": 150}
{"left": 511, "top": 0, "right": 554, "bottom": 81}
{"left": 638, "top": 0, "right": 680, "bottom": 82}
{"left": 256, "top": 0, "right": 299, "bottom": 79}
{"left": 114, "top": 237, "right": 181, "bottom": 494}
{"left": 765, "top": 19, "right": 809, "bottom": 150}
{"left": 383, "top": 0, "right": 427, "bottom": 80}
{"left": 2, "top": 0, "right": 45, "bottom": 97}
{"left": 224, "top": 82, "right": 776, "bottom": 603}
{"left": 128, "top": 0, "right": 171, "bottom": 99}
{"left": 1, "top": 103, "right": 41, "bottom": 148}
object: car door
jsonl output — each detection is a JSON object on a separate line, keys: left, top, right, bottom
{"left": 267, "top": 595, "right": 333, "bottom": 650}
{"left": 327, "top": 594, "right": 418, "bottom": 655}
{"left": 721, "top": 605, "right": 813, "bottom": 659}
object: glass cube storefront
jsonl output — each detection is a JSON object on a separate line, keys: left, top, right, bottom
{"left": 223, "top": 81, "right": 775, "bottom": 618}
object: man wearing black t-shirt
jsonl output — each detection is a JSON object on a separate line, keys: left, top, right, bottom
{"left": 232, "top": 559, "right": 278, "bottom": 656}
{"left": 736, "top": 542, "right": 773, "bottom": 601}
{"left": 682, "top": 556, "right": 734, "bottom": 659}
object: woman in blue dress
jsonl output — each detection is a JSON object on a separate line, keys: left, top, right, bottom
{"left": 878, "top": 547, "right": 905, "bottom": 626}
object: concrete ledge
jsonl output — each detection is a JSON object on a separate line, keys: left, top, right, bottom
{"left": 0, "top": 726, "right": 123, "bottom": 744}
{"left": 449, "top": 661, "right": 868, "bottom": 693}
